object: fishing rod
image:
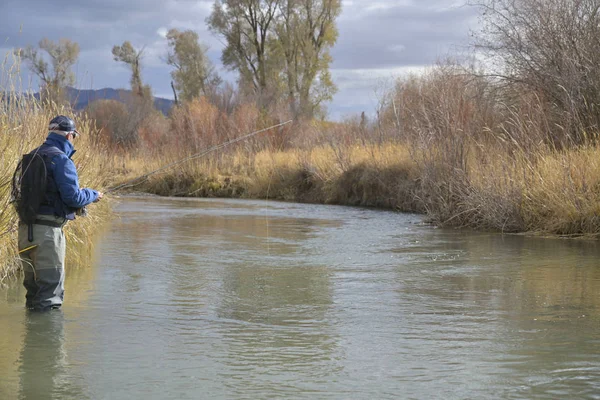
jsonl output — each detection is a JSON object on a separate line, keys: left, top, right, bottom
{"left": 105, "top": 119, "right": 293, "bottom": 194}
{"left": 14, "top": 121, "right": 291, "bottom": 257}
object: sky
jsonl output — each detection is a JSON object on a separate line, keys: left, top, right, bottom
{"left": 0, "top": 0, "right": 480, "bottom": 120}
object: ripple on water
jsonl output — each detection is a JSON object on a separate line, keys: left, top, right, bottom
{"left": 1, "top": 197, "right": 600, "bottom": 399}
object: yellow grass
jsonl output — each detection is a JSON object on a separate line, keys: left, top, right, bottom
{"left": 5, "top": 58, "right": 600, "bottom": 287}
{"left": 0, "top": 96, "right": 112, "bottom": 283}
{"left": 116, "top": 140, "right": 422, "bottom": 212}
{"left": 521, "top": 147, "right": 600, "bottom": 234}
{"left": 415, "top": 137, "right": 600, "bottom": 236}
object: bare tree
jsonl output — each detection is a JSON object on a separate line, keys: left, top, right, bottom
{"left": 471, "top": 0, "right": 600, "bottom": 144}
{"left": 112, "top": 41, "right": 146, "bottom": 97}
{"left": 209, "top": 81, "right": 241, "bottom": 114}
{"left": 112, "top": 41, "right": 156, "bottom": 146}
{"left": 15, "top": 38, "right": 80, "bottom": 104}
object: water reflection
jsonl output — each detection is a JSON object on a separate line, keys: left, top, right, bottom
{"left": 1, "top": 197, "right": 600, "bottom": 399}
{"left": 0, "top": 305, "right": 24, "bottom": 399}
{"left": 18, "top": 311, "right": 87, "bottom": 400}
{"left": 162, "top": 208, "right": 341, "bottom": 395}
{"left": 392, "top": 230, "right": 600, "bottom": 398}
{"left": 0, "top": 255, "right": 95, "bottom": 398}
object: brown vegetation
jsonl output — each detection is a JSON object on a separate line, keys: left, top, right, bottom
{"left": 5, "top": 0, "right": 600, "bottom": 284}
{"left": 0, "top": 76, "right": 112, "bottom": 282}
{"left": 99, "top": 51, "right": 600, "bottom": 239}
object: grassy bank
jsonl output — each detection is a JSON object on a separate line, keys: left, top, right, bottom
{"left": 103, "top": 74, "right": 600, "bottom": 238}
{"left": 122, "top": 142, "right": 422, "bottom": 212}
{"left": 109, "top": 124, "right": 600, "bottom": 238}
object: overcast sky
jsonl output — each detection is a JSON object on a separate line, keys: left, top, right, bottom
{"left": 0, "top": 0, "right": 480, "bottom": 120}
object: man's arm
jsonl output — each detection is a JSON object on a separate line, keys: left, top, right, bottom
{"left": 53, "top": 156, "right": 100, "bottom": 208}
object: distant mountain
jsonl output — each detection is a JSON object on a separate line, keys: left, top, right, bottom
{"left": 64, "top": 87, "right": 175, "bottom": 115}
{"left": 1, "top": 87, "right": 175, "bottom": 116}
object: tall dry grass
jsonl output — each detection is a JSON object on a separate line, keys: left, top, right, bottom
{"left": 103, "top": 62, "right": 600, "bottom": 238}
{"left": 111, "top": 111, "right": 422, "bottom": 212}
{"left": 380, "top": 64, "right": 600, "bottom": 236}
{"left": 0, "top": 60, "right": 112, "bottom": 282}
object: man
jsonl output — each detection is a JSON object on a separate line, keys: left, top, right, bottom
{"left": 18, "top": 115, "right": 104, "bottom": 311}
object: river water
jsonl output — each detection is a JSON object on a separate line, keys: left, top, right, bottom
{"left": 1, "top": 196, "right": 600, "bottom": 399}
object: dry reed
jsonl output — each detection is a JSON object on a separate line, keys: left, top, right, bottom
{"left": 0, "top": 56, "right": 112, "bottom": 283}
{"left": 104, "top": 64, "right": 600, "bottom": 238}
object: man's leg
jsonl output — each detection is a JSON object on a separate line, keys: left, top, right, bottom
{"left": 18, "top": 225, "right": 41, "bottom": 310}
{"left": 20, "top": 251, "right": 38, "bottom": 310}
{"left": 18, "top": 222, "right": 66, "bottom": 311}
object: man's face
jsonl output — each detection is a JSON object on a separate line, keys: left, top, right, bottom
{"left": 66, "top": 131, "right": 79, "bottom": 143}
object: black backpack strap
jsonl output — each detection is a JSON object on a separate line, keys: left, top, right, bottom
{"left": 39, "top": 145, "right": 65, "bottom": 159}
{"left": 38, "top": 145, "right": 65, "bottom": 196}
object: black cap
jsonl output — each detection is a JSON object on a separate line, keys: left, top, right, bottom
{"left": 49, "top": 115, "right": 78, "bottom": 134}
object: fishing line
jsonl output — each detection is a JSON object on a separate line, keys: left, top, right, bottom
{"left": 7, "top": 123, "right": 292, "bottom": 272}
{"left": 105, "top": 120, "right": 293, "bottom": 194}
{"left": 263, "top": 126, "right": 289, "bottom": 256}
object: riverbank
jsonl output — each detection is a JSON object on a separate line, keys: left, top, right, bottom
{"left": 4, "top": 85, "right": 600, "bottom": 284}
{"left": 124, "top": 143, "right": 422, "bottom": 212}
{"left": 108, "top": 132, "right": 600, "bottom": 238}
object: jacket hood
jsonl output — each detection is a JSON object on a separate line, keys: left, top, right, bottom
{"left": 43, "top": 132, "right": 75, "bottom": 158}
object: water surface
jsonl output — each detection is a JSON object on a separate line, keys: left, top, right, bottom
{"left": 1, "top": 196, "right": 599, "bottom": 399}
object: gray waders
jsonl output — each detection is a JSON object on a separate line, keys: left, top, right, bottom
{"left": 18, "top": 215, "right": 67, "bottom": 311}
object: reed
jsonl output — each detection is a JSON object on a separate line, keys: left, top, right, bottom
{"left": 384, "top": 65, "right": 600, "bottom": 236}
{"left": 0, "top": 57, "right": 112, "bottom": 282}
{"left": 116, "top": 139, "right": 421, "bottom": 214}
{"left": 104, "top": 63, "right": 600, "bottom": 238}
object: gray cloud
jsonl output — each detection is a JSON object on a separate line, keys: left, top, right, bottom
{"left": 0, "top": 0, "right": 215, "bottom": 49}
{"left": 329, "top": 0, "right": 478, "bottom": 118}
{"left": 0, "top": 0, "right": 479, "bottom": 119}
{"left": 332, "top": 0, "right": 477, "bottom": 69}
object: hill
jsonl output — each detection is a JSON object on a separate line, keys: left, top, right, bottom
{"left": 65, "top": 87, "right": 175, "bottom": 115}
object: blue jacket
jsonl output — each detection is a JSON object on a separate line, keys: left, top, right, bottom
{"left": 37, "top": 133, "right": 99, "bottom": 220}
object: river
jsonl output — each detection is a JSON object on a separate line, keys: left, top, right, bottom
{"left": 1, "top": 196, "right": 599, "bottom": 399}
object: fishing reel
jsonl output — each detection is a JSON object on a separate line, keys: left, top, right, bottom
{"left": 75, "top": 206, "right": 88, "bottom": 217}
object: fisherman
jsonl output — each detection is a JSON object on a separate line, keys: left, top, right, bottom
{"left": 18, "top": 115, "right": 103, "bottom": 311}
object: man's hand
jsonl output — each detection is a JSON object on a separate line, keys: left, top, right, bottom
{"left": 94, "top": 191, "right": 104, "bottom": 202}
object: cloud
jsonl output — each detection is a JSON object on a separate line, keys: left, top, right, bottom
{"left": 332, "top": 0, "right": 477, "bottom": 70}
{"left": 388, "top": 44, "right": 406, "bottom": 53}
{"left": 156, "top": 27, "right": 169, "bottom": 38}
{"left": 0, "top": 0, "right": 215, "bottom": 51}
{"left": 326, "top": 0, "right": 478, "bottom": 119}
{"left": 0, "top": 0, "right": 479, "bottom": 120}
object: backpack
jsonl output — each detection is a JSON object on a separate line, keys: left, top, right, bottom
{"left": 11, "top": 146, "right": 64, "bottom": 241}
